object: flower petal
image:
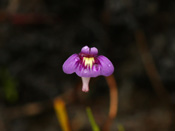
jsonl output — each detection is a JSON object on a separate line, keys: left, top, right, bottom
{"left": 90, "top": 47, "right": 98, "bottom": 55}
{"left": 81, "top": 46, "right": 98, "bottom": 56}
{"left": 98, "top": 55, "right": 114, "bottom": 76}
{"left": 81, "top": 46, "right": 90, "bottom": 54}
{"left": 62, "top": 54, "right": 79, "bottom": 74}
{"left": 75, "top": 63, "right": 101, "bottom": 77}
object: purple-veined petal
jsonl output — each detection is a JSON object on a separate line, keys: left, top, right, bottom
{"left": 62, "top": 54, "right": 79, "bottom": 74}
{"left": 81, "top": 77, "right": 90, "bottom": 92}
{"left": 98, "top": 55, "right": 114, "bottom": 76}
{"left": 75, "top": 62, "right": 101, "bottom": 77}
{"left": 90, "top": 47, "right": 98, "bottom": 55}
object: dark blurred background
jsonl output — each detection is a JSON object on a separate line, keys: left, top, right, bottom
{"left": 0, "top": 0, "right": 175, "bottom": 130}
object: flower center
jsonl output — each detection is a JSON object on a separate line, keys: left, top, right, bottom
{"left": 83, "top": 57, "right": 95, "bottom": 69}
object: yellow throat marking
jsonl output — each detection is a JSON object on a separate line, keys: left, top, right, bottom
{"left": 83, "top": 57, "right": 95, "bottom": 69}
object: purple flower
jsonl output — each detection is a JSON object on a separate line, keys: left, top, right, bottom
{"left": 63, "top": 46, "right": 114, "bottom": 92}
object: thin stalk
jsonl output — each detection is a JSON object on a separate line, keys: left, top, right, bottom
{"left": 53, "top": 97, "right": 71, "bottom": 131}
{"left": 86, "top": 107, "right": 100, "bottom": 131}
{"left": 103, "top": 75, "right": 118, "bottom": 131}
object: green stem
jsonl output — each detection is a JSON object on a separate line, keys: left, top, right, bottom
{"left": 86, "top": 107, "right": 100, "bottom": 131}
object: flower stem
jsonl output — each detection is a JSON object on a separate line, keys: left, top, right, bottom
{"left": 103, "top": 74, "right": 118, "bottom": 131}
{"left": 86, "top": 107, "right": 100, "bottom": 131}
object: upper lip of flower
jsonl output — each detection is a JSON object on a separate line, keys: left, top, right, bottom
{"left": 63, "top": 45, "right": 114, "bottom": 78}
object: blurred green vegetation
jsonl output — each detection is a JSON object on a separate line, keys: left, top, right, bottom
{"left": 0, "top": 68, "right": 18, "bottom": 103}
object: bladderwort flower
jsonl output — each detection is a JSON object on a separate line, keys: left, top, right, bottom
{"left": 63, "top": 46, "right": 114, "bottom": 92}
